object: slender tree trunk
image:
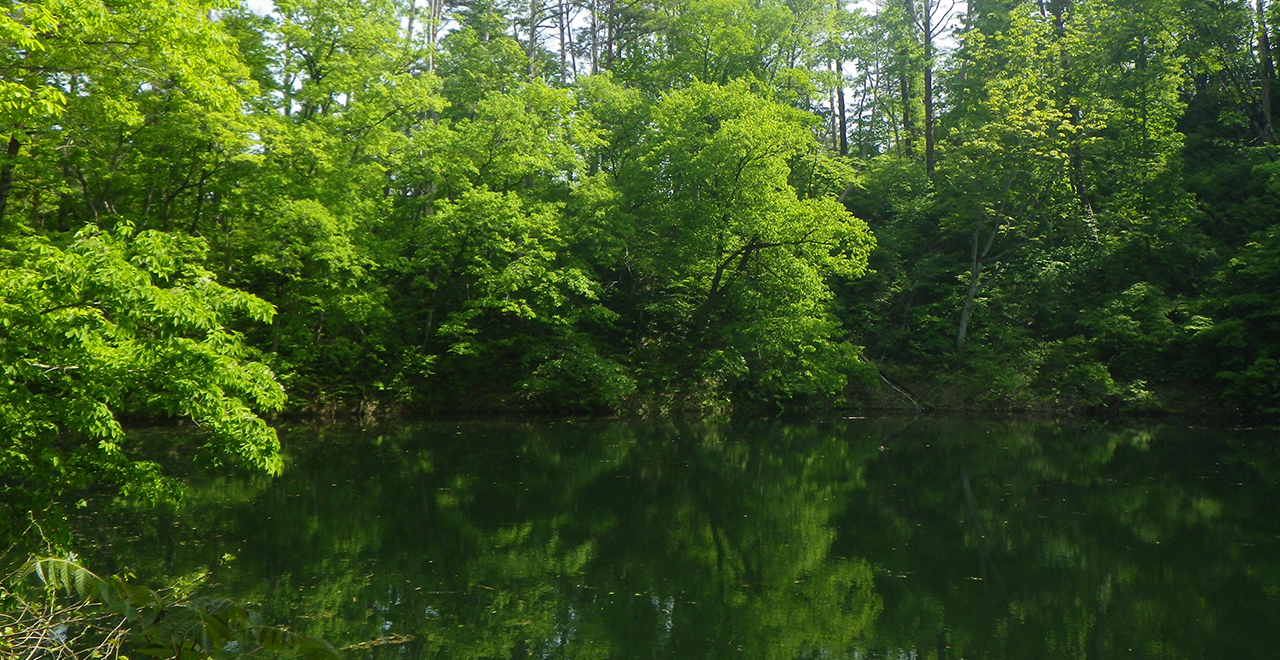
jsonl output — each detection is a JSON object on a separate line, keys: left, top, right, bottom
{"left": 855, "top": 85, "right": 870, "bottom": 158}
{"left": 899, "top": 71, "right": 913, "bottom": 156}
{"left": 1048, "top": 2, "right": 1088, "bottom": 211}
{"left": 217, "top": 194, "right": 232, "bottom": 275}
{"left": 282, "top": 63, "right": 295, "bottom": 117}
{"left": 923, "top": 0, "right": 935, "bottom": 175}
{"left": 57, "top": 158, "right": 74, "bottom": 232}
{"left": 590, "top": 0, "right": 599, "bottom": 74}
{"left": 834, "top": 74, "right": 844, "bottom": 156}
{"left": 404, "top": 0, "right": 418, "bottom": 46}
{"left": 957, "top": 177, "right": 1013, "bottom": 350}
{"left": 426, "top": 0, "right": 441, "bottom": 71}
{"left": 900, "top": 0, "right": 916, "bottom": 157}
{"left": 834, "top": 0, "right": 849, "bottom": 156}
{"left": 567, "top": 1, "right": 579, "bottom": 76}
{"left": 558, "top": 0, "right": 568, "bottom": 80}
{"left": 0, "top": 131, "right": 22, "bottom": 224}
{"left": 30, "top": 185, "right": 40, "bottom": 228}
{"left": 190, "top": 176, "right": 206, "bottom": 234}
{"left": 271, "top": 282, "right": 285, "bottom": 353}
{"left": 604, "top": 0, "right": 615, "bottom": 70}
{"left": 527, "top": 0, "right": 540, "bottom": 79}
{"left": 957, "top": 234, "right": 983, "bottom": 350}
{"left": 829, "top": 61, "right": 840, "bottom": 149}
{"left": 1260, "top": 0, "right": 1276, "bottom": 142}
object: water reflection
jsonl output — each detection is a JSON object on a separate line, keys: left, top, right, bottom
{"left": 84, "top": 419, "right": 1280, "bottom": 659}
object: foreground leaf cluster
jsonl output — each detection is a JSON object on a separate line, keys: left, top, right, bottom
{"left": 1, "top": 557, "right": 338, "bottom": 660}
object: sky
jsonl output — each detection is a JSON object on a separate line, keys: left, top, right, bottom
{"left": 244, "top": 0, "right": 274, "bottom": 15}
{"left": 234, "top": 0, "right": 959, "bottom": 57}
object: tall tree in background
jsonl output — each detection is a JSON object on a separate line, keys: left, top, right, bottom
{"left": 1259, "top": 0, "right": 1276, "bottom": 142}
{"left": 612, "top": 82, "right": 875, "bottom": 407}
{"left": 0, "top": 0, "right": 255, "bottom": 233}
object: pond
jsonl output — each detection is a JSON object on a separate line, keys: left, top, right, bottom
{"left": 84, "top": 417, "right": 1280, "bottom": 659}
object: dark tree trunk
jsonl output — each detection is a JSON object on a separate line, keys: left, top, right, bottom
{"left": 1261, "top": 0, "right": 1276, "bottom": 142}
{"left": 0, "top": 131, "right": 22, "bottom": 224}
{"left": 923, "top": 0, "right": 935, "bottom": 175}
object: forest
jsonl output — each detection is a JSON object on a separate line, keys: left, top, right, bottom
{"left": 5, "top": 0, "right": 1280, "bottom": 485}
{"left": 6, "top": 0, "right": 1280, "bottom": 430}
{"left": 4, "top": 0, "right": 1280, "bottom": 653}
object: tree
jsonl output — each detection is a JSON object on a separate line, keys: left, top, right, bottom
{"left": 384, "top": 82, "right": 629, "bottom": 411}
{"left": 210, "top": 0, "right": 444, "bottom": 405}
{"left": 0, "top": 0, "right": 256, "bottom": 232}
{"left": 1, "top": 225, "right": 283, "bottom": 523}
{"left": 939, "top": 0, "right": 1191, "bottom": 355}
{"left": 0, "top": 0, "right": 63, "bottom": 223}
{"left": 937, "top": 7, "right": 1077, "bottom": 350}
{"left": 614, "top": 82, "right": 875, "bottom": 407}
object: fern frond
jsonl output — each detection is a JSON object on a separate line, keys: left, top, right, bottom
{"left": 21, "top": 558, "right": 109, "bottom": 602}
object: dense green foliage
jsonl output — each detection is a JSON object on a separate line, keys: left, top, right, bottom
{"left": 7, "top": 0, "right": 1280, "bottom": 650}
{"left": 3, "top": 0, "right": 1280, "bottom": 456}
{"left": 1, "top": 225, "right": 283, "bottom": 507}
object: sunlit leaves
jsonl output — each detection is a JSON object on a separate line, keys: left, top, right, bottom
{"left": 620, "top": 81, "right": 874, "bottom": 406}
{"left": 0, "top": 225, "right": 283, "bottom": 507}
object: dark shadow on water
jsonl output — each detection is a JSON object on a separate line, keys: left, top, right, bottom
{"left": 81, "top": 418, "right": 1280, "bottom": 659}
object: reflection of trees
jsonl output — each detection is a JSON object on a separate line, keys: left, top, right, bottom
{"left": 83, "top": 421, "right": 888, "bottom": 659}
{"left": 568, "top": 422, "right": 883, "bottom": 659}
{"left": 841, "top": 420, "right": 1280, "bottom": 659}
{"left": 81, "top": 419, "right": 1280, "bottom": 660}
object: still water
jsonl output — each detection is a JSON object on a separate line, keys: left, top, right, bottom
{"left": 91, "top": 418, "right": 1280, "bottom": 659}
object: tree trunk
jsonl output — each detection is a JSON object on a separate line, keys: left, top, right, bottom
{"left": 590, "top": 0, "right": 599, "bottom": 74}
{"left": 956, "top": 247, "right": 1000, "bottom": 350}
{"left": 854, "top": 84, "right": 871, "bottom": 158}
{"left": 900, "top": 0, "right": 916, "bottom": 157}
{"left": 0, "top": 132, "right": 21, "bottom": 224}
{"left": 57, "top": 159, "right": 74, "bottom": 232}
{"left": 837, "top": 75, "right": 848, "bottom": 156}
{"left": 426, "top": 0, "right": 443, "bottom": 71}
{"left": 956, "top": 271, "right": 979, "bottom": 350}
{"left": 923, "top": 0, "right": 935, "bottom": 175}
{"left": 604, "top": 0, "right": 615, "bottom": 70}
{"left": 527, "top": 0, "right": 540, "bottom": 79}
{"left": 404, "top": 0, "right": 418, "bottom": 46}
{"left": 566, "top": 1, "right": 579, "bottom": 76}
{"left": 834, "top": 0, "right": 848, "bottom": 156}
{"left": 558, "top": 0, "right": 568, "bottom": 80}
{"left": 1261, "top": 0, "right": 1276, "bottom": 142}
{"left": 1048, "top": 1, "right": 1089, "bottom": 212}
{"left": 30, "top": 185, "right": 40, "bottom": 228}
{"left": 189, "top": 175, "right": 206, "bottom": 234}
{"left": 957, "top": 204, "right": 1005, "bottom": 351}
{"left": 829, "top": 61, "right": 840, "bottom": 150}
{"left": 900, "top": 71, "right": 913, "bottom": 156}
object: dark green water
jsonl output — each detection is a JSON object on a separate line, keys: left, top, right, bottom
{"left": 87, "top": 418, "right": 1280, "bottom": 659}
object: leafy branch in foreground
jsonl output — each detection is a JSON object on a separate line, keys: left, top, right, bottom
{"left": 1, "top": 557, "right": 340, "bottom": 660}
{"left": 1, "top": 224, "right": 285, "bottom": 517}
